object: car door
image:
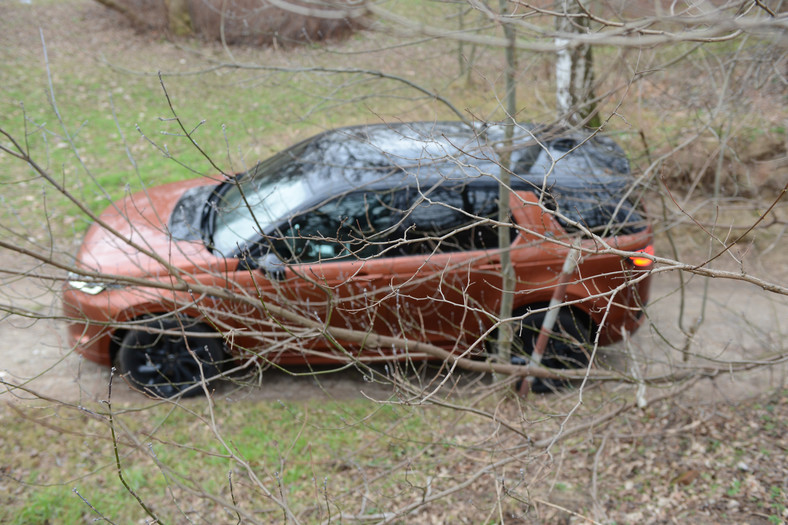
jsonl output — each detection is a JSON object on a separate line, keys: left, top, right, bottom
{"left": 360, "top": 184, "right": 503, "bottom": 353}
{"left": 245, "top": 189, "right": 406, "bottom": 361}
{"left": 221, "top": 184, "right": 501, "bottom": 361}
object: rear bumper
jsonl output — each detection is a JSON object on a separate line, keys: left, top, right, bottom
{"left": 594, "top": 270, "right": 651, "bottom": 345}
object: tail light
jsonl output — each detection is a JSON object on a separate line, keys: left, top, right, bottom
{"left": 628, "top": 245, "right": 654, "bottom": 268}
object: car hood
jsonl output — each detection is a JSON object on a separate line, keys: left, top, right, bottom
{"left": 74, "top": 179, "right": 233, "bottom": 279}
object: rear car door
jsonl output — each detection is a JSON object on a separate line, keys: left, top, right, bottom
{"left": 362, "top": 184, "right": 503, "bottom": 352}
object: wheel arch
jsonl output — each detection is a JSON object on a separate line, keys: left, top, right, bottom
{"left": 108, "top": 310, "right": 219, "bottom": 365}
{"left": 512, "top": 300, "right": 596, "bottom": 339}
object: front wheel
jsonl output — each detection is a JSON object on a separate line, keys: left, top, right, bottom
{"left": 512, "top": 309, "right": 591, "bottom": 393}
{"left": 116, "top": 317, "right": 226, "bottom": 398}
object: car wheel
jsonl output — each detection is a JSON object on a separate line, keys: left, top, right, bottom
{"left": 116, "top": 317, "right": 225, "bottom": 398}
{"left": 511, "top": 309, "right": 591, "bottom": 393}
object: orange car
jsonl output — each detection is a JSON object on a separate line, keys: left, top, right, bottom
{"left": 63, "top": 122, "right": 653, "bottom": 396}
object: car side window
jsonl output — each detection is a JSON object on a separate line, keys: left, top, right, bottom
{"left": 269, "top": 191, "right": 401, "bottom": 264}
{"left": 545, "top": 186, "right": 647, "bottom": 236}
{"left": 395, "top": 185, "right": 500, "bottom": 255}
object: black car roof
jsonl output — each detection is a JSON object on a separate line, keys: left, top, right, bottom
{"left": 256, "top": 121, "right": 633, "bottom": 197}
{"left": 190, "top": 122, "right": 642, "bottom": 254}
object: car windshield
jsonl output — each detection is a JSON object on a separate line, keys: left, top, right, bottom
{"left": 209, "top": 152, "right": 314, "bottom": 256}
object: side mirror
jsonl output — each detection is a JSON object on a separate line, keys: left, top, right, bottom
{"left": 258, "top": 252, "right": 286, "bottom": 281}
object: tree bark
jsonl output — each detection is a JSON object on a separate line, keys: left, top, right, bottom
{"left": 496, "top": 0, "right": 517, "bottom": 368}
{"left": 555, "top": 0, "right": 599, "bottom": 127}
{"left": 165, "top": 0, "right": 193, "bottom": 36}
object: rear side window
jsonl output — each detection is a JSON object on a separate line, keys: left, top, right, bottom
{"left": 395, "top": 185, "right": 500, "bottom": 255}
{"left": 267, "top": 184, "right": 507, "bottom": 263}
{"left": 544, "top": 186, "right": 647, "bottom": 236}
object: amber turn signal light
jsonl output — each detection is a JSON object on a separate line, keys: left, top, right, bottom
{"left": 629, "top": 245, "right": 655, "bottom": 268}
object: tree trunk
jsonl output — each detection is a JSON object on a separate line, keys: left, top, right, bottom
{"left": 496, "top": 0, "right": 517, "bottom": 368}
{"left": 165, "top": 0, "right": 193, "bottom": 36}
{"left": 555, "top": 0, "right": 599, "bottom": 127}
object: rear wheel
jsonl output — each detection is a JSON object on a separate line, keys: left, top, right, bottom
{"left": 116, "top": 317, "right": 226, "bottom": 398}
{"left": 511, "top": 309, "right": 591, "bottom": 393}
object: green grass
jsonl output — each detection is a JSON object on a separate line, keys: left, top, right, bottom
{"left": 2, "top": 66, "right": 329, "bottom": 215}
{"left": 13, "top": 486, "right": 87, "bottom": 524}
{"left": 2, "top": 46, "right": 499, "bottom": 240}
{"left": 1, "top": 2, "right": 488, "bottom": 233}
{"left": 0, "top": 396, "right": 439, "bottom": 523}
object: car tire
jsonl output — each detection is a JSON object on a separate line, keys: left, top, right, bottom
{"left": 116, "top": 317, "right": 226, "bottom": 398}
{"left": 511, "top": 308, "right": 591, "bottom": 393}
